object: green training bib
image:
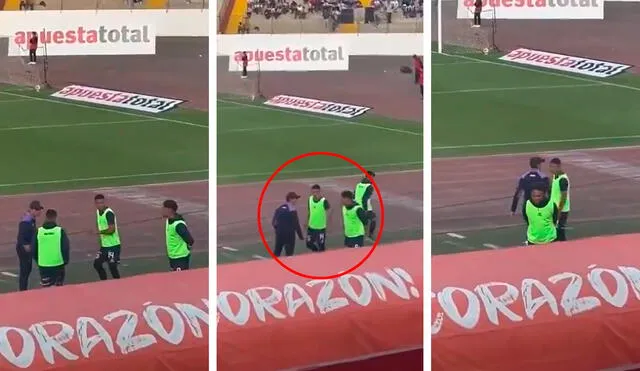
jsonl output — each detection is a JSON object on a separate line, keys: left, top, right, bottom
{"left": 551, "top": 174, "right": 571, "bottom": 212}
{"left": 355, "top": 182, "right": 373, "bottom": 211}
{"left": 37, "top": 227, "right": 64, "bottom": 267}
{"left": 308, "top": 196, "right": 327, "bottom": 230}
{"left": 342, "top": 205, "right": 365, "bottom": 238}
{"left": 166, "top": 219, "right": 190, "bottom": 259}
{"left": 525, "top": 200, "right": 557, "bottom": 245}
{"left": 96, "top": 208, "right": 121, "bottom": 248}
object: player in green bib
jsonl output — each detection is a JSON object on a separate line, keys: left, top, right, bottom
{"left": 341, "top": 190, "right": 368, "bottom": 248}
{"left": 94, "top": 194, "right": 122, "bottom": 280}
{"left": 524, "top": 187, "right": 559, "bottom": 245}
{"left": 549, "top": 158, "right": 570, "bottom": 241}
{"left": 32, "top": 209, "right": 70, "bottom": 287}
{"left": 354, "top": 170, "right": 377, "bottom": 240}
{"left": 162, "top": 199, "right": 195, "bottom": 271}
{"left": 305, "top": 184, "right": 331, "bottom": 252}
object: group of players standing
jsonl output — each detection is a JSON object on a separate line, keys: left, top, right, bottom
{"left": 271, "top": 170, "right": 378, "bottom": 257}
{"left": 511, "top": 156, "right": 571, "bottom": 246}
{"left": 16, "top": 196, "right": 195, "bottom": 291}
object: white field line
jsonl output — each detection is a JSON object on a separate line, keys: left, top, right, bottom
{"left": 483, "top": 243, "right": 500, "bottom": 249}
{"left": 433, "top": 83, "right": 600, "bottom": 95}
{"left": 0, "top": 119, "right": 155, "bottom": 132}
{"left": 0, "top": 169, "right": 207, "bottom": 190}
{"left": 252, "top": 254, "right": 268, "bottom": 260}
{"left": 221, "top": 122, "right": 343, "bottom": 133}
{"left": 0, "top": 90, "right": 207, "bottom": 129}
{"left": 435, "top": 51, "right": 640, "bottom": 95}
{"left": 446, "top": 233, "right": 466, "bottom": 239}
{"left": 0, "top": 272, "right": 18, "bottom": 278}
{"left": 217, "top": 163, "right": 423, "bottom": 187}
{"left": 433, "top": 134, "right": 640, "bottom": 150}
{"left": 220, "top": 246, "right": 238, "bottom": 252}
{"left": 432, "top": 61, "right": 485, "bottom": 66}
{"left": 433, "top": 144, "right": 640, "bottom": 161}
{"left": 0, "top": 98, "right": 33, "bottom": 103}
{"left": 217, "top": 98, "right": 422, "bottom": 137}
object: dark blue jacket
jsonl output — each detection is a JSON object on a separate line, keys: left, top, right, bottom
{"left": 272, "top": 203, "right": 304, "bottom": 239}
{"left": 511, "top": 169, "right": 550, "bottom": 213}
{"left": 16, "top": 213, "right": 36, "bottom": 252}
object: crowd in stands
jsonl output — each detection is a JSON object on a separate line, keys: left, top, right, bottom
{"left": 237, "top": 0, "right": 422, "bottom": 33}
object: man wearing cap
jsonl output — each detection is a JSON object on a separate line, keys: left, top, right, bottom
{"left": 33, "top": 209, "right": 70, "bottom": 287}
{"left": 305, "top": 184, "right": 331, "bottom": 252}
{"left": 354, "top": 170, "right": 377, "bottom": 240}
{"left": 16, "top": 200, "right": 44, "bottom": 291}
{"left": 341, "top": 190, "right": 369, "bottom": 248}
{"left": 162, "top": 199, "right": 195, "bottom": 271}
{"left": 272, "top": 192, "right": 304, "bottom": 257}
{"left": 510, "top": 157, "right": 550, "bottom": 218}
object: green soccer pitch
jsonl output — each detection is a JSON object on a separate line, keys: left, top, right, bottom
{"left": 216, "top": 96, "right": 424, "bottom": 264}
{"left": 432, "top": 49, "right": 640, "bottom": 255}
{"left": 0, "top": 85, "right": 208, "bottom": 293}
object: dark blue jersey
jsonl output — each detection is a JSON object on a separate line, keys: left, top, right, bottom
{"left": 511, "top": 169, "right": 550, "bottom": 213}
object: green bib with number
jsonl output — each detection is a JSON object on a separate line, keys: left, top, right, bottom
{"left": 342, "top": 205, "right": 365, "bottom": 238}
{"left": 166, "top": 219, "right": 190, "bottom": 259}
{"left": 308, "top": 196, "right": 327, "bottom": 230}
{"left": 551, "top": 173, "right": 571, "bottom": 212}
{"left": 96, "top": 208, "right": 120, "bottom": 248}
{"left": 354, "top": 182, "right": 373, "bottom": 211}
{"left": 37, "top": 226, "right": 64, "bottom": 267}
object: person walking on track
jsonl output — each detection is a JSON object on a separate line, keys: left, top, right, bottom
{"left": 16, "top": 200, "right": 44, "bottom": 291}
{"left": 305, "top": 184, "right": 331, "bottom": 252}
{"left": 354, "top": 170, "right": 377, "bottom": 240}
{"left": 272, "top": 192, "right": 305, "bottom": 257}
{"left": 523, "top": 187, "right": 559, "bottom": 246}
{"left": 163, "top": 199, "right": 195, "bottom": 271}
{"left": 33, "top": 209, "right": 70, "bottom": 287}
{"left": 94, "top": 194, "right": 122, "bottom": 280}
{"left": 549, "top": 157, "right": 571, "bottom": 241}
{"left": 341, "top": 190, "right": 368, "bottom": 248}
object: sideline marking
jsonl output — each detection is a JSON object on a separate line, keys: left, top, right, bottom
{"left": 483, "top": 243, "right": 499, "bottom": 249}
{"left": 446, "top": 232, "right": 466, "bottom": 239}
{"left": 0, "top": 169, "right": 207, "bottom": 189}
{"left": 217, "top": 98, "right": 422, "bottom": 137}
{"left": 218, "top": 163, "right": 423, "bottom": 187}
{"left": 433, "top": 83, "right": 600, "bottom": 95}
{"left": 0, "top": 272, "right": 18, "bottom": 278}
{"left": 436, "top": 51, "right": 640, "bottom": 95}
{"left": 434, "top": 143, "right": 640, "bottom": 161}
{"left": 432, "top": 61, "right": 484, "bottom": 66}
{"left": 252, "top": 254, "right": 267, "bottom": 260}
{"left": 221, "top": 246, "right": 238, "bottom": 252}
{"left": 0, "top": 90, "right": 208, "bottom": 129}
{"left": 221, "top": 122, "right": 343, "bottom": 133}
{"left": 433, "top": 134, "right": 640, "bottom": 150}
{"left": 0, "top": 119, "right": 156, "bottom": 133}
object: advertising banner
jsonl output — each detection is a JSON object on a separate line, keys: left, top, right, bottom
{"left": 499, "top": 48, "right": 632, "bottom": 78}
{"left": 8, "top": 23, "right": 156, "bottom": 56}
{"left": 456, "top": 0, "right": 604, "bottom": 19}
{"left": 218, "top": 240, "right": 424, "bottom": 371}
{"left": 0, "top": 269, "right": 208, "bottom": 370}
{"left": 264, "top": 95, "right": 371, "bottom": 118}
{"left": 226, "top": 38, "right": 349, "bottom": 71}
{"left": 432, "top": 234, "right": 640, "bottom": 371}
{"left": 51, "top": 85, "right": 184, "bottom": 114}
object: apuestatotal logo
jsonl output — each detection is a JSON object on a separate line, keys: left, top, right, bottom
{"left": 233, "top": 47, "right": 345, "bottom": 63}
{"left": 463, "top": 0, "right": 599, "bottom": 7}
{"left": 12, "top": 26, "right": 151, "bottom": 46}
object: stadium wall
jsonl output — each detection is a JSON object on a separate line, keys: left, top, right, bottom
{"left": 432, "top": 234, "right": 640, "bottom": 371}
{"left": 0, "top": 9, "right": 208, "bottom": 37}
{"left": 217, "top": 240, "right": 424, "bottom": 371}
{"left": 217, "top": 33, "right": 424, "bottom": 56}
{"left": 0, "top": 268, "right": 209, "bottom": 370}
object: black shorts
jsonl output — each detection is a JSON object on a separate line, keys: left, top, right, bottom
{"left": 344, "top": 235, "right": 365, "bottom": 248}
{"left": 39, "top": 266, "right": 65, "bottom": 287}
{"left": 96, "top": 245, "right": 121, "bottom": 264}
{"left": 169, "top": 255, "right": 190, "bottom": 271}
{"left": 306, "top": 228, "right": 327, "bottom": 252}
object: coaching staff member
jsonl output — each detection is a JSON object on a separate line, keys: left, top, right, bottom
{"left": 16, "top": 200, "right": 43, "bottom": 291}
{"left": 549, "top": 157, "right": 570, "bottom": 241}
{"left": 524, "top": 187, "right": 558, "bottom": 246}
{"left": 33, "top": 209, "right": 70, "bottom": 287}
{"left": 272, "top": 192, "right": 304, "bottom": 257}
{"left": 511, "top": 157, "right": 550, "bottom": 217}
{"left": 306, "top": 185, "right": 331, "bottom": 252}
{"left": 94, "top": 194, "right": 121, "bottom": 280}
{"left": 355, "top": 170, "right": 377, "bottom": 239}
{"left": 162, "top": 200, "right": 195, "bottom": 271}
{"left": 341, "top": 191, "right": 368, "bottom": 248}
{"left": 473, "top": 0, "right": 482, "bottom": 27}
{"left": 241, "top": 51, "right": 249, "bottom": 79}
